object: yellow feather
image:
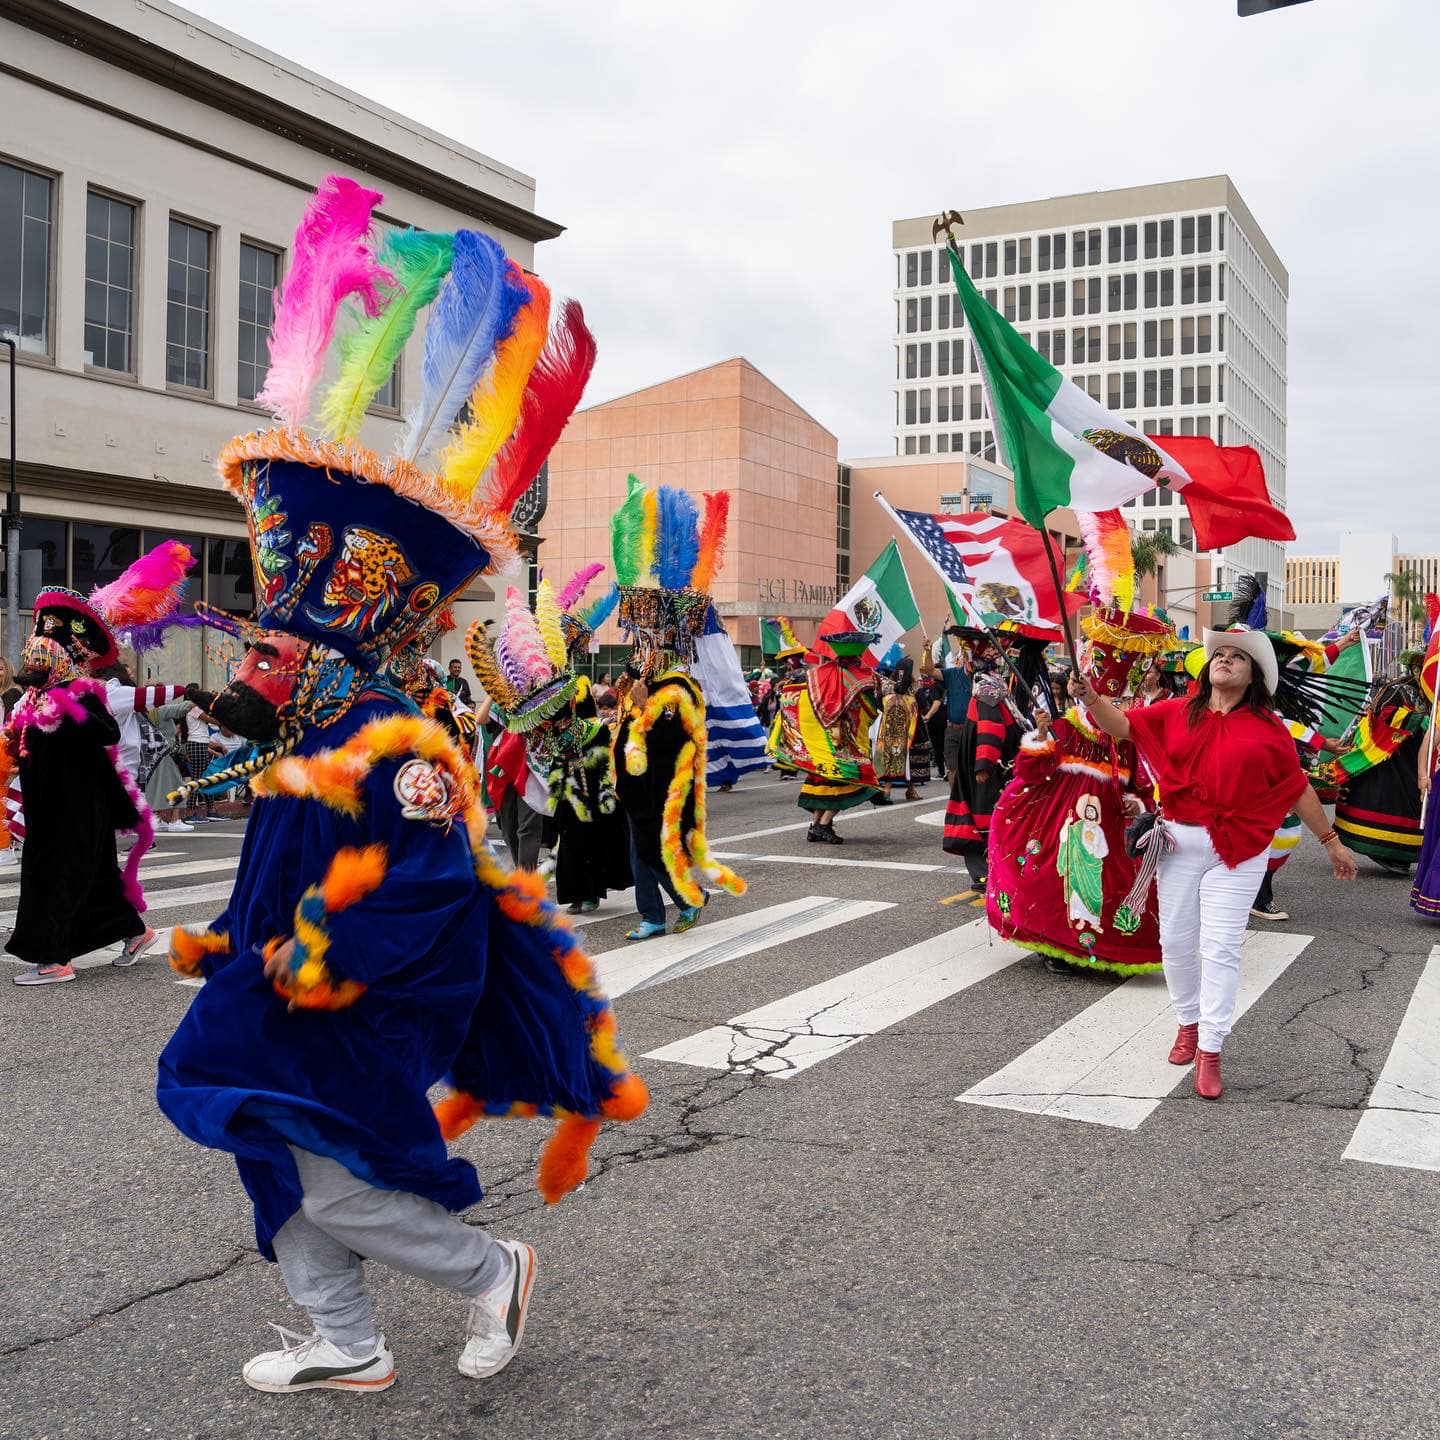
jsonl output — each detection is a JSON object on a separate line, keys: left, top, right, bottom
{"left": 534, "top": 580, "right": 567, "bottom": 670}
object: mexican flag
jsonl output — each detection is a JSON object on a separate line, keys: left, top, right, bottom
{"left": 814, "top": 540, "right": 920, "bottom": 665}
{"left": 945, "top": 246, "right": 1294, "bottom": 547}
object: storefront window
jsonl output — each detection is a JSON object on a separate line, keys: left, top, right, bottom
{"left": 71, "top": 523, "right": 140, "bottom": 594}
{"left": 3, "top": 516, "right": 66, "bottom": 604}
{"left": 207, "top": 537, "right": 254, "bottom": 614}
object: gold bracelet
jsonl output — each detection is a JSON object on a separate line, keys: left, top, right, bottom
{"left": 1318, "top": 828, "right": 1338, "bottom": 846}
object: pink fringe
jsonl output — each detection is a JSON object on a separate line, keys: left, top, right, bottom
{"left": 8, "top": 678, "right": 154, "bottom": 913}
{"left": 88, "top": 540, "right": 195, "bottom": 632}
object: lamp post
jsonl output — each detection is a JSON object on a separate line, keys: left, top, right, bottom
{"left": 0, "top": 335, "right": 18, "bottom": 668}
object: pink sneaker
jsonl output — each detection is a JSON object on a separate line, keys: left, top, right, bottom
{"left": 14, "top": 963, "right": 75, "bottom": 986}
{"left": 115, "top": 928, "right": 158, "bottom": 967}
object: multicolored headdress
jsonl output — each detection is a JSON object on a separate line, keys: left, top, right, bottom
{"left": 770, "top": 616, "right": 806, "bottom": 661}
{"left": 1081, "top": 607, "right": 1174, "bottom": 699}
{"left": 223, "top": 175, "right": 596, "bottom": 672}
{"left": 466, "top": 583, "right": 578, "bottom": 734}
{"left": 609, "top": 474, "right": 728, "bottom": 675}
{"left": 554, "top": 562, "right": 619, "bottom": 660}
{"left": 31, "top": 539, "right": 196, "bottom": 671}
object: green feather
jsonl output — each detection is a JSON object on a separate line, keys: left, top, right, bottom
{"left": 610, "top": 473, "right": 648, "bottom": 586}
{"left": 317, "top": 229, "right": 455, "bottom": 442}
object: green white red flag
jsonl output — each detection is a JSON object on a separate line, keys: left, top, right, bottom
{"left": 814, "top": 539, "right": 920, "bottom": 666}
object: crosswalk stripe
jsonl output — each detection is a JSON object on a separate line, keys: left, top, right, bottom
{"left": 711, "top": 851, "right": 950, "bottom": 874}
{"left": 0, "top": 857, "right": 239, "bottom": 901}
{"left": 2, "top": 927, "right": 176, "bottom": 972}
{"left": 957, "top": 930, "right": 1314, "bottom": 1128}
{"left": 710, "top": 795, "right": 948, "bottom": 845}
{"left": 0, "top": 880, "right": 235, "bottom": 932}
{"left": 644, "top": 917, "right": 1018, "bottom": 1076}
{"left": 595, "top": 896, "right": 893, "bottom": 999}
{"left": 1342, "top": 944, "right": 1440, "bottom": 1173}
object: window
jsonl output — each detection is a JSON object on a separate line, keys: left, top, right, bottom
{"left": 1123, "top": 322, "right": 1137, "bottom": 359}
{"left": 985, "top": 242, "right": 997, "bottom": 278}
{"left": 1086, "top": 375, "right": 1101, "bottom": 403}
{"left": 1181, "top": 216, "right": 1195, "bottom": 255}
{"left": 1072, "top": 327, "right": 1085, "bottom": 364}
{"left": 1053, "top": 232, "right": 1066, "bottom": 268}
{"left": 1217, "top": 365, "right": 1226, "bottom": 403}
{"left": 1197, "top": 314, "right": 1212, "bottom": 353}
{"left": 1196, "top": 417, "right": 1210, "bottom": 439}
{"left": 1143, "top": 486, "right": 1157, "bottom": 507}
{"left": 1004, "top": 239, "right": 1017, "bottom": 276}
{"left": 919, "top": 296, "right": 932, "bottom": 331}
{"left": 238, "top": 241, "right": 280, "bottom": 404}
{"left": 1108, "top": 226, "right": 1122, "bottom": 264}
{"left": 950, "top": 384, "right": 963, "bottom": 419}
{"left": 1144, "top": 221, "right": 1158, "bottom": 260}
{"left": 1037, "top": 284, "right": 1050, "bottom": 321}
{"left": 969, "top": 244, "right": 982, "bottom": 278}
{"left": 937, "top": 342, "right": 950, "bottom": 377}
{"left": 904, "top": 436, "right": 917, "bottom": 455}
{"left": 1144, "top": 270, "right": 1157, "bottom": 308}
{"left": 1197, "top": 214, "right": 1212, "bottom": 253}
{"left": 1087, "top": 277, "right": 1100, "bottom": 314}
{"left": 1107, "top": 374, "right": 1121, "bottom": 409}
{"left": 906, "top": 298, "right": 918, "bottom": 333}
{"left": 1181, "top": 317, "right": 1195, "bottom": 355}
{"left": 1037, "top": 331, "right": 1050, "bottom": 363}
{"left": 970, "top": 384, "right": 983, "bottom": 421}
{"left": 1217, "top": 315, "right": 1225, "bottom": 352}
{"left": 1087, "top": 228, "right": 1101, "bottom": 266}
{"left": 1087, "top": 325, "right": 1101, "bottom": 364}
{"left": 0, "top": 160, "right": 53, "bottom": 355}
{"left": 1144, "top": 369, "right": 1157, "bottom": 406}
{"left": 1038, "top": 234, "right": 1050, "bottom": 271}
{"left": 1218, "top": 262, "right": 1225, "bottom": 302}
{"left": 1072, "top": 278, "right": 1086, "bottom": 316}
{"left": 1160, "top": 270, "right": 1174, "bottom": 306}
{"left": 72, "top": 524, "right": 140, "bottom": 595}
{"left": 905, "top": 344, "right": 918, "bottom": 380}
{"left": 1181, "top": 266, "right": 1195, "bottom": 305}
{"left": 84, "top": 191, "right": 135, "bottom": 374}
{"left": 1197, "top": 365, "right": 1212, "bottom": 403}
{"left": 1197, "top": 265, "right": 1212, "bottom": 304}
{"left": 1123, "top": 370, "right": 1136, "bottom": 407}
{"left": 904, "top": 390, "right": 917, "bottom": 424}
{"left": 1052, "top": 282, "right": 1066, "bottom": 319}
{"left": 937, "top": 433, "right": 949, "bottom": 453}
{"left": 1160, "top": 219, "right": 1174, "bottom": 257}
{"left": 167, "top": 217, "right": 213, "bottom": 390}
{"left": 1123, "top": 273, "right": 1136, "bottom": 310}
{"left": 1004, "top": 286, "right": 1017, "bottom": 321}
{"left": 1124, "top": 223, "right": 1137, "bottom": 262}
{"left": 1018, "top": 285, "right": 1031, "bottom": 322}
{"left": 1159, "top": 319, "right": 1173, "bottom": 356}
{"left": 906, "top": 252, "right": 918, "bottom": 287}
{"left": 1159, "top": 369, "right": 1173, "bottom": 405}
{"left": 918, "top": 435, "right": 930, "bottom": 454}
{"left": 1144, "top": 320, "right": 1158, "bottom": 358}
{"left": 920, "top": 250, "right": 932, "bottom": 286}
{"left": 918, "top": 344, "right": 931, "bottom": 378}
{"left": 1107, "top": 275, "right": 1122, "bottom": 313}
{"left": 1018, "top": 238, "right": 1031, "bottom": 274}
{"left": 937, "top": 293, "right": 949, "bottom": 329}
{"left": 1156, "top": 417, "right": 1174, "bottom": 436}
{"left": 1218, "top": 214, "right": 1226, "bottom": 251}
{"left": 1108, "top": 324, "right": 1122, "bottom": 362}
{"left": 984, "top": 288, "right": 997, "bottom": 308}
{"left": 1181, "top": 365, "right": 1195, "bottom": 405}
{"left": 1051, "top": 327, "right": 1064, "bottom": 359}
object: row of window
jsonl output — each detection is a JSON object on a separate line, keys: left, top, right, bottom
{"left": 0, "top": 158, "right": 398, "bottom": 411}
{"left": 896, "top": 412, "right": 1228, "bottom": 461}
{"left": 899, "top": 264, "right": 1225, "bottom": 334}
{"left": 900, "top": 213, "right": 1225, "bottom": 287}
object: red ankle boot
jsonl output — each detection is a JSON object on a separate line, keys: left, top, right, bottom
{"left": 1194, "top": 1049, "right": 1223, "bottom": 1100}
{"left": 1168, "top": 1023, "right": 1199, "bottom": 1066}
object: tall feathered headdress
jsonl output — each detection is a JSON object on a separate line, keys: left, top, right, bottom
{"left": 465, "top": 584, "right": 578, "bottom": 732}
{"left": 219, "top": 174, "right": 596, "bottom": 671}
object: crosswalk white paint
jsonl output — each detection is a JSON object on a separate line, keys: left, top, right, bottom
{"left": 710, "top": 795, "right": 947, "bottom": 846}
{"left": 1343, "top": 945, "right": 1440, "bottom": 1173}
{"left": 0, "top": 857, "right": 240, "bottom": 901}
{"left": 2, "top": 926, "right": 175, "bottom": 973}
{"left": 0, "top": 880, "right": 235, "bottom": 932}
{"left": 645, "top": 917, "right": 1021, "bottom": 1077}
{"left": 595, "top": 896, "right": 894, "bottom": 1000}
{"left": 957, "top": 930, "right": 1314, "bottom": 1128}
{"left": 712, "top": 851, "right": 950, "bottom": 875}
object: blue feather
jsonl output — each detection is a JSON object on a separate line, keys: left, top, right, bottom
{"left": 402, "top": 231, "right": 527, "bottom": 463}
{"left": 654, "top": 486, "right": 701, "bottom": 589}
{"left": 880, "top": 642, "right": 904, "bottom": 671}
{"left": 578, "top": 582, "right": 620, "bottom": 632}
{"left": 1245, "top": 591, "right": 1267, "bottom": 629}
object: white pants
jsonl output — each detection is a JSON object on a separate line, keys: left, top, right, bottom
{"left": 1155, "top": 822, "right": 1268, "bottom": 1054}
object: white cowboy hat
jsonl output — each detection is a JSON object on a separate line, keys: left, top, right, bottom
{"left": 1202, "top": 626, "right": 1278, "bottom": 693}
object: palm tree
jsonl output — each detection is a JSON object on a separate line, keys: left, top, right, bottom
{"left": 1131, "top": 530, "right": 1180, "bottom": 580}
{"left": 1386, "top": 568, "right": 1428, "bottom": 646}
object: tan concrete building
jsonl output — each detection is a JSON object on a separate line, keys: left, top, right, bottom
{"left": 541, "top": 358, "right": 840, "bottom": 668}
{"left": 0, "top": 0, "right": 559, "bottom": 680}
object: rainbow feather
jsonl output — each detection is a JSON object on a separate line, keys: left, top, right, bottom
{"left": 691, "top": 490, "right": 730, "bottom": 594}
{"left": 90, "top": 540, "right": 196, "bottom": 630}
{"left": 316, "top": 229, "right": 455, "bottom": 442}
{"left": 610, "top": 474, "right": 649, "bottom": 586}
{"left": 485, "top": 301, "right": 597, "bottom": 517}
{"left": 496, "top": 585, "right": 554, "bottom": 691}
{"left": 1077, "top": 508, "right": 1135, "bottom": 612}
{"left": 534, "top": 579, "right": 568, "bottom": 670}
{"left": 654, "top": 486, "right": 700, "bottom": 589}
{"left": 639, "top": 487, "right": 659, "bottom": 583}
{"left": 441, "top": 266, "right": 551, "bottom": 502}
{"left": 557, "top": 562, "right": 605, "bottom": 614}
{"left": 577, "top": 582, "right": 620, "bottom": 633}
{"left": 402, "top": 230, "right": 527, "bottom": 464}
{"left": 258, "top": 175, "right": 390, "bottom": 430}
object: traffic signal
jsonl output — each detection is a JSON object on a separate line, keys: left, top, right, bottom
{"left": 1238, "top": 0, "right": 1313, "bottom": 14}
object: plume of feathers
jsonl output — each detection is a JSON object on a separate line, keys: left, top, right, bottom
{"left": 774, "top": 616, "right": 802, "bottom": 652}
{"left": 654, "top": 486, "right": 701, "bottom": 589}
{"left": 496, "top": 586, "right": 555, "bottom": 692}
{"left": 402, "top": 231, "right": 528, "bottom": 464}
{"left": 440, "top": 266, "right": 551, "bottom": 502}
{"left": 316, "top": 229, "right": 455, "bottom": 442}
{"left": 557, "top": 562, "right": 605, "bottom": 614}
{"left": 534, "top": 579, "right": 568, "bottom": 670}
{"left": 610, "top": 474, "right": 650, "bottom": 587}
{"left": 121, "top": 611, "right": 206, "bottom": 656}
{"left": 1064, "top": 548, "right": 1089, "bottom": 593}
{"left": 483, "top": 301, "right": 597, "bottom": 517}
{"left": 1424, "top": 592, "right": 1438, "bottom": 643}
{"left": 90, "top": 540, "right": 196, "bottom": 630}
{"left": 257, "top": 175, "right": 390, "bottom": 430}
{"left": 576, "top": 582, "right": 620, "bottom": 633}
{"left": 691, "top": 490, "right": 730, "bottom": 594}
{"left": 1076, "top": 509, "right": 1135, "bottom": 613}
{"left": 1228, "top": 574, "right": 1268, "bottom": 631}
{"left": 464, "top": 618, "right": 517, "bottom": 712}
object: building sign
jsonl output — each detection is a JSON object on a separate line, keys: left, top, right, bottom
{"left": 757, "top": 576, "right": 838, "bottom": 606}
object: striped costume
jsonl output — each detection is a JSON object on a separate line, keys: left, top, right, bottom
{"left": 942, "top": 673, "right": 1020, "bottom": 868}
{"left": 768, "top": 661, "right": 880, "bottom": 813}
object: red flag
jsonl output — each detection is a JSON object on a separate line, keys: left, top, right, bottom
{"left": 1147, "top": 435, "right": 1295, "bottom": 551}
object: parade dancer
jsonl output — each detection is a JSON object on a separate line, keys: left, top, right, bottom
{"left": 986, "top": 606, "right": 1174, "bottom": 978}
{"left": 155, "top": 181, "right": 646, "bottom": 1393}
{"left": 1410, "top": 609, "right": 1440, "bottom": 918}
{"left": 607, "top": 475, "right": 745, "bottom": 939}
{"left": 768, "top": 628, "right": 882, "bottom": 841}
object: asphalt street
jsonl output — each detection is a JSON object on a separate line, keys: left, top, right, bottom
{"left": 3, "top": 776, "right": 1439, "bottom": 1440}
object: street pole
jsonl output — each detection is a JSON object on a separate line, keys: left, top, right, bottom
{"left": 1, "top": 336, "right": 18, "bottom": 669}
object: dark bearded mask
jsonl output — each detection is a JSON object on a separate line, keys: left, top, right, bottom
{"left": 188, "top": 635, "right": 305, "bottom": 744}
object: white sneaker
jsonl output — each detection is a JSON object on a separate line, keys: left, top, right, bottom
{"left": 0, "top": 848, "right": 17, "bottom": 868}
{"left": 242, "top": 1324, "right": 394, "bottom": 1393}
{"left": 163, "top": 819, "right": 194, "bottom": 833}
{"left": 458, "top": 1240, "right": 536, "bottom": 1379}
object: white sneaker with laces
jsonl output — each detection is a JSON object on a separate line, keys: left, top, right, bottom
{"left": 458, "top": 1240, "right": 536, "bottom": 1379}
{"left": 242, "top": 1324, "right": 394, "bottom": 1393}
{"left": 164, "top": 819, "right": 194, "bottom": 833}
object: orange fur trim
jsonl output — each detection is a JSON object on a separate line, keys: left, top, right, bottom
{"left": 538, "top": 1114, "right": 603, "bottom": 1204}
{"left": 435, "top": 1091, "right": 484, "bottom": 1141}
{"left": 601, "top": 1072, "right": 650, "bottom": 1122}
{"left": 167, "top": 926, "right": 231, "bottom": 977}
{"left": 320, "top": 844, "right": 388, "bottom": 911}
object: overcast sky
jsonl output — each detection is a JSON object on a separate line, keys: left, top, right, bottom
{"left": 188, "top": 0, "right": 1437, "bottom": 555}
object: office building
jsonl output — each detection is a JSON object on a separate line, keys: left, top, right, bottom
{"left": 0, "top": 0, "right": 558, "bottom": 680}
{"left": 891, "top": 177, "right": 1289, "bottom": 618}
{"left": 1287, "top": 534, "right": 1440, "bottom": 643}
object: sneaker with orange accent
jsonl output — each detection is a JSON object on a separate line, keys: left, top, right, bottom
{"left": 459, "top": 1240, "right": 536, "bottom": 1379}
{"left": 115, "top": 927, "right": 158, "bottom": 967}
{"left": 13, "top": 962, "right": 75, "bottom": 986}
{"left": 242, "top": 1325, "right": 394, "bottom": 1393}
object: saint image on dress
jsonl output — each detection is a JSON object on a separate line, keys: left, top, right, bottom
{"left": 1057, "top": 791, "right": 1107, "bottom": 935}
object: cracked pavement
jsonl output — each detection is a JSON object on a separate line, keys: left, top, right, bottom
{"left": 2, "top": 790, "right": 1439, "bottom": 1439}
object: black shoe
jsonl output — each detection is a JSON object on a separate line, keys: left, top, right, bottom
{"left": 870, "top": 793, "right": 893, "bottom": 807}
{"left": 819, "top": 824, "right": 844, "bottom": 845}
{"left": 1250, "top": 899, "right": 1289, "bottom": 921}
{"left": 806, "top": 823, "right": 824, "bottom": 843}
{"left": 1044, "top": 954, "right": 1082, "bottom": 976}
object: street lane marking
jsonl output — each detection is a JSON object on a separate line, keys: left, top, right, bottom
{"left": 710, "top": 795, "right": 948, "bottom": 845}
{"left": 645, "top": 917, "right": 1019, "bottom": 1076}
{"left": 711, "top": 851, "right": 948, "bottom": 874}
{"left": 0, "top": 881, "right": 236, "bottom": 932}
{"left": 3, "top": 927, "right": 176, "bottom": 973}
{"left": 957, "top": 930, "right": 1314, "bottom": 1128}
{"left": 1343, "top": 944, "right": 1440, "bottom": 1172}
{"left": 595, "top": 896, "right": 893, "bottom": 999}
{"left": 0, "top": 857, "right": 239, "bottom": 901}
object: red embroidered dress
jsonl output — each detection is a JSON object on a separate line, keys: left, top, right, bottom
{"left": 986, "top": 708, "right": 1161, "bottom": 975}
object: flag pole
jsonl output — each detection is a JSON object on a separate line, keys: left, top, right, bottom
{"left": 1039, "top": 521, "right": 1083, "bottom": 674}
{"left": 874, "top": 489, "right": 1046, "bottom": 718}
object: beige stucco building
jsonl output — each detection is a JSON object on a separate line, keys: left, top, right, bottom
{"left": 541, "top": 358, "right": 840, "bottom": 666}
{"left": 0, "top": 0, "right": 559, "bottom": 680}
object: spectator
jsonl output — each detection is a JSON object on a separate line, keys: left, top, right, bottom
{"left": 0, "top": 658, "right": 20, "bottom": 719}
{"left": 182, "top": 705, "right": 216, "bottom": 823}
{"left": 144, "top": 698, "right": 195, "bottom": 833}
{"left": 443, "top": 658, "right": 473, "bottom": 707}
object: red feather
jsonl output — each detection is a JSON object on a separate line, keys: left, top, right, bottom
{"left": 482, "top": 300, "right": 597, "bottom": 516}
{"left": 691, "top": 489, "right": 730, "bottom": 593}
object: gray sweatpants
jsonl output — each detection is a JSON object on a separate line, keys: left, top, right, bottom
{"left": 272, "top": 1147, "right": 508, "bottom": 1348}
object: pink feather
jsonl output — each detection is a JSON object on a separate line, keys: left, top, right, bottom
{"left": 89, "top": 540, "right": 195, "bottom": 630}
{"left": 500, "top": 586, "right": 555, "bottom": 689}
{"left": 258, "top": 175, "right": 392, "bottom": 430}
{"left": 556, "top": 562, "right": 604, "bottom": 613}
